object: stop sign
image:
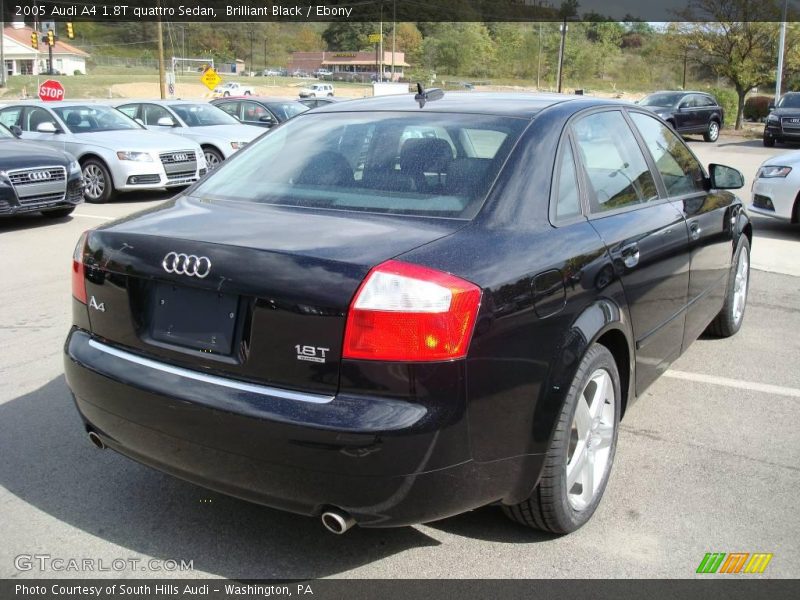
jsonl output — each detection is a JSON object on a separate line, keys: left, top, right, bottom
{"left": 38, "top": 79, "right": 65, "bottom": 102}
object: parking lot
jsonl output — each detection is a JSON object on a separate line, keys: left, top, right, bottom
{"left": 0, "top": 136, "right": 798, "bottom": 579}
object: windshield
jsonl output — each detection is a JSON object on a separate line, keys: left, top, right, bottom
{"left": 170, "top": 104, "right": 240, "bottom": 127}
{"left": 267, "top": 102, "right": 309, "bottom": 121}
{"left": 53, "top": 105, "right": 142, "bottom": 133}
{"left": 0, "top": 123, "right": 14, "bottom": 139}
{"left": 640, "top": 93, "right": 683, "bottom": 107}
{"left": 777, "top": 94, "right": 800, "bottom": 109}
{"left": 193, "top": 111, "right": 527, "bottom": 219}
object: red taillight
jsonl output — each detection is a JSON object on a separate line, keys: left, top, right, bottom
{"left": 343, "top": 260, "right": 482, "bottom": 362}
{"left": 71, "top": 231, "right": 89, "bottom": 304}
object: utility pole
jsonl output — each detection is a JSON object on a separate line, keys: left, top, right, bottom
{"left": 379, "top": 5, "right": 383, "bottom": 82}
{"left": 1, "top": 14, "right": 6, "bottom": 88}
{"left": 157, "top": 16, "right": 166, "bottom": 98}
{"left": 556, "top": 18, "right": 567, "bottom": 93}
{"left": 391, "top": 0, "right": 396, "bottom": 80}
{"left": 682, "top": 47, "right": 688, "bottom": 89}
{"left": 776, "top": 0, "right": 788, "bottom": 103}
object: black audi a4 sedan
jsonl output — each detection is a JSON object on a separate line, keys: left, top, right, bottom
{"left": 0, "top": 123, "right": 84, "bottom": 218}
{"left": 64, "top": 92, "right": 751, "bottom": 534}
{"left": 638, "top": 91, "right": 724, "bottom": 142}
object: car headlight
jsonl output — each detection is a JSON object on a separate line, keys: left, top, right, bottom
{"left": 116, "top": 151, "right": 153, "bottom": 162}
{"left": 69, "top": 160, "right": 81, "bottom": 174}
{"left": 758, "top": 165, "right": 792, "bottom": 178}
{"left": 230, "top": 141, "right": 248, "bottom": 150}
{"left": 767, "top": 115, "right": 780, "bottom": 124}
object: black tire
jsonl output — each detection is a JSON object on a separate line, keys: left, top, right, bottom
{"left": 81, "top": 158, "right": 114, "bottom": 204}
{"left": 763, "top": 133, "right": 776, "bottom": 147}
{"left": 40, "top": 206, "right": 75, "bottom": 218}
{"left": 707, "top": 236, "right": 750, "bottom": 337}
{"left": 244, "top": 91, "right": 251, "bottom": 96}
{"left": 202, "top": 146, "right": 224, "bottom": 171}
{"left": 223, "top": 91, "right": 230, "bottom": 97}
{"left": 703, "top": 120, "right": 721, "bottom": 142}
{"left": 327, "top": 93, "right": 334, "bottom": 97}
{"left": 504, "top": 344, "right": 621, "bottom": 534}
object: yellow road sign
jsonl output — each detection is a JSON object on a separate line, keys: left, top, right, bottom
{"left": 201, "top": 68, "right": 222, "bottom": 91}
{"left": 368, "top": 33, "right": 381, "bottom": 43}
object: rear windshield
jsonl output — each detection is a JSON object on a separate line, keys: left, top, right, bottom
{"left": 192, "top": 111, "right": 527, "bottom": 219}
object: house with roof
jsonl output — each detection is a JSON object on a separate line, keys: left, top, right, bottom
{"left": 3, "top": 22, "right": 89, "bottom": 77}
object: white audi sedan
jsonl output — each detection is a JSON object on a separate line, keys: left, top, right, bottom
{"left": 115, "top": 100, "right": 263, "bottom": 170}
{"left": 751, "top": 151, "right": 800, "bottom": 223}
{"left": 0, "top": 101, "right": 207, "bottom": 203}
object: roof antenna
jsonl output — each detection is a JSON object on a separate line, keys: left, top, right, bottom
{"left": 414, "top": 83, "right": 445, "bottom": 109}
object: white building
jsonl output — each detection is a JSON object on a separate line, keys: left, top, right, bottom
{"left": 3, "top": 22, "right": 89, "bottom": 77}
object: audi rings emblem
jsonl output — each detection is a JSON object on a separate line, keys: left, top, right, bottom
{"left": 162, "top": 252, "right": 212, "bottom": 278}
{"left": 29, "top": 170, "right": 52, "bottom": 181}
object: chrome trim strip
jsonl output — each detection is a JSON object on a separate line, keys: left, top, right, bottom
{"left": 87, "top": 339, "right": 334, "bottom": 404}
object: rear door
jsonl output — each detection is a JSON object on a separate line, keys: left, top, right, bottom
{"left": 572, "top": 109, "right": 691, "bottom": 394}
{"left": 628, "top": 110, "right": 736, "bottom": 348}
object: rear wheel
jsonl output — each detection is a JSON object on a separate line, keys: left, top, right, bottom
{"left": 82, "top": 159, "right": 114, "bottom": 204}
{"left": 708, "top": 236, "right": 750, "bottom": 337}
{"left": 504, "top": 344, "right": 620, "bottom": 533}
{"left": 704, "top": 120, "right": 720, "bottom": 142}
{"left": 40, "top": 206, "right": 75, "bottom": 218}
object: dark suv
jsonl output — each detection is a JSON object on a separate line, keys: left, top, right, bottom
{"left": 763, "top": 91, "right": 800, "bottom": 146}
{"left": 65, "top": 93, "right": 750, "bottom": 535}
{"left": 639, "top": 91, "right": 724, "bottom": 142}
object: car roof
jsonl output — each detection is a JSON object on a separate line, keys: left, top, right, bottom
{"left": 211, "top": 96, "right": 303, "bottom": 103}
{"left": 308, "top": 92, "right": 619, "bottom": 118}
{"left": 2, "top": 100, "right": 110, "bottom": 108}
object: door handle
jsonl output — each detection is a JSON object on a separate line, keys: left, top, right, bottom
{"left": 690, "top": 221, "right": 702, "bottom": 241}
{"left": 620, "top": 243, "right": 640, "bottom": 268}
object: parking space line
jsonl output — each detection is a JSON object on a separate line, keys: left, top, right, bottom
{"left": 664, "top": 369, "right": 800, "bottom": 399}
{"left": 73, "top": 213, "right": 114, "bottom": 221}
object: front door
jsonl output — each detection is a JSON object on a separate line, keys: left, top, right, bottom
{"left": 572, "top": 109, "right": 691, "bottom": 394}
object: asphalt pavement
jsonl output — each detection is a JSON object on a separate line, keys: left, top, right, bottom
{"left": 0, "top": 138, "right": 798, "bottom": 579}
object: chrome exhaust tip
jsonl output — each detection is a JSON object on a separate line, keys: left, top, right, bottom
{"left": 321, "top": 509, "right": 356, "bottom": 535}
{"left": 87, "top": 431, "right": 105, "bottom": 450}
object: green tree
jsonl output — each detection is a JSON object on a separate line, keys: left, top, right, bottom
{"left": 322, "top": 22, "right": 375, "bottom": 51}
{"left": 679, "top": 0, "right": 782, "bottom": 129}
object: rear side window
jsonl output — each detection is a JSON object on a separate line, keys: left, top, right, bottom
{"left": 572, "top": 111, "right": 658, "bottom": 213}
{"left": 193, "top": 112, "right": 528, "bottom": 219}
{"left": 629, "top": 112, "right": 706, "bottom": 197}
{"left": 555, "top": 142, "right": 581, "bottom": 220}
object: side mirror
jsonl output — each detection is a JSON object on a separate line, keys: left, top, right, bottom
{"left": 709, "top": 163, "right": 744, "bottom": 190}
{"left": 258, "top": 115, "right": 275, "bottom": 124}
{"left": 156, "top": 117, "right": 176, "bottom": 127}
{"left": 36, "top": 122, "right": 59, "bottom": 134}
{"left": 10, "top": 125, "right": 22, "bottom": 137}
{"left": 768, "top": 102, "right": 775, "bottom": 112}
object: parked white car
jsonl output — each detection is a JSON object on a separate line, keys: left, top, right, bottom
{"left": 115, "top": 100, "right": 263, "bottom": 169}
{"left": 212, "top": 82, "right": 254, "bottom": 97}
{"left": 0, "top": 101, "right": 206, "bottom": 203}
{"left": 299, "top": 83, "right": 335, "bottom": 98}
{"left": 751, "top": 151, "right": 800, "bottom": 223}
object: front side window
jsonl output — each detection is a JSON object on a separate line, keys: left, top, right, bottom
{"left": 24, "top": 107, "right": 58, "bottom": 132}
{"left": 53, "top": 105, "right": 141, "bottom": 133}
{"left": 630, "top": 112, "right": 706, "bottom": 197}
{"left": 572, "top": 111, "right": 658, "bottom": 213}
{"left": 193, "top": 112, "right": 527, "bottom": 219}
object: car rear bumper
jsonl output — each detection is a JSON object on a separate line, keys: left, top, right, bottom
{"left": 64, "top": 328, "right": 532, "bottom": 527}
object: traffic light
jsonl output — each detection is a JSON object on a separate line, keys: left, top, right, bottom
{"left": 47, "top": 29, "right": 55, "bottom": 47}
{"left": 31, "top": 32, "right": 39, "bottom": 49}
{"left": 66, "top": 22, "right": 74, "bottom": 39}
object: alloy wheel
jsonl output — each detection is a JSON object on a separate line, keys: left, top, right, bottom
{"left": 709, "top": 122, "right": 720, "bottom": 141}
{"left": 204, "top": 151, "right": 221, "bottom": 170}
{"left": 732, "top": 245, "right": 749, "bottom": 325}
{"left": 566, "top": 368, "right": 616, "bottom": 511}
{"left": 83, "top": 164, "right": 106, "bottom": 200}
